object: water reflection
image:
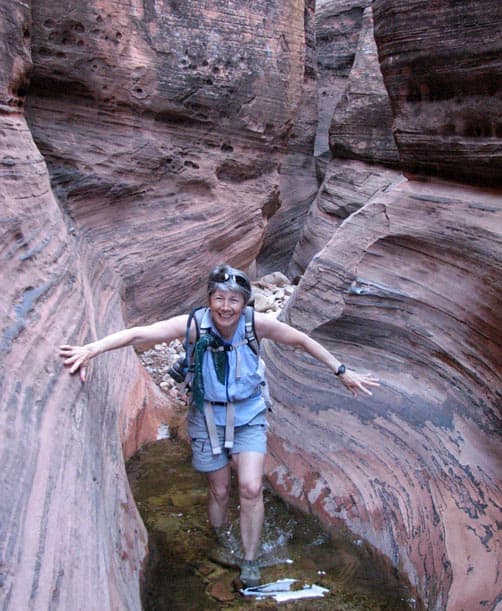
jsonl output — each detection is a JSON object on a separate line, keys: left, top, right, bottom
{"left": 127, "top": 437, "right": 418, "bottom": 610}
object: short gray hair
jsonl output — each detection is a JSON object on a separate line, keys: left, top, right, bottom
{"left": 207, "top": 264, "right": 252, "bottom": 303}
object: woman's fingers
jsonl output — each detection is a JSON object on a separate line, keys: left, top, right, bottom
{"left": 59, "top": 345, "right": 89, "bottom": 382}
{"left": 342, "top": 370, "right": 380, "bottom": 397}
{"left": 70, "top": 359, "right": 83, "bottom": 374}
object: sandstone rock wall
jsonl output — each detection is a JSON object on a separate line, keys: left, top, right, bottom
{"left": 256, "top": 0, "right": 319, "bottom": 276}
{"left": 373, "top": 0, "right": 502, "bottom": 185}
{"left": 264, "top": 1, "right": 502, "bottom": 609}
{"left": 314, "top": 0, "right": 370, "bottom": 156}
{"left": 0, "top": 104, "right": 175, "bottom": 608}
{"left": 289, "top": 6, "right": 401, "bottom": 277}
{"left": 2, "top": 0, "right": 501, "bottom": 610}
{"left": 266, "top": 178, "right": 502, "bottom": 610}
{"left": 1, "top": 1, "right": 312, "bottom": 609}
{"left": 26, "top": 0, "right": 309, "bottom": 323}
{"left": 328, "top": 7, "right": 399, "bottom": 166}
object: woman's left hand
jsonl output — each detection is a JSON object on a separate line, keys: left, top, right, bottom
{"left": 338, "top": 369, "right": 380, "bottom": 397}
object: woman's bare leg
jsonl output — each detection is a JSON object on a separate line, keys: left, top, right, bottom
{"left": 233, "top": 451, "right": 265, "bottom": 561}
{"left": 206, "top": 463, "right": 231, "bottom": 528}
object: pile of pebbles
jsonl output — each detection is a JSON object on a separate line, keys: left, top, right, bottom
{"left": 138, "top": 271, "right": 294, "bottom": 402}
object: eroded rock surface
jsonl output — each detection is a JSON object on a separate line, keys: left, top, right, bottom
{"left": 26, "top": 0, "right": 309, "bottom": 323}
{"left": 256, "top": 0, "right": 319, "bottom": 276}
{"left": 329, "top": 7, "right": 399, "bottom": 166}
{"left": 2, "top": 0, "right": 501, "bottom": 610}
{"left": 0, "top": 105, "right": 176, "bottom": 609}
{"left": 288, "top": 158, "right": 404, "bottom": 277}
{"left": 1, "top": 2, "right": 310, "bottom": 610}
{"left": 373, "top": 0, "right": 502, "bottom": 185}
{"left": 265, "top": 178, "right": 502, "bottom": 610}
{"left": 315, "top": 0, "right": 370, "bottom": 156}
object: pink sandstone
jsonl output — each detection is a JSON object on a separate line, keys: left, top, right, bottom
{"left": 1, "top": 0, "right": 501, "bottom": 609}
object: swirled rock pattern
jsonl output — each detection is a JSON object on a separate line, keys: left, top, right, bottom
{"left": 26, "top": 0, "right": 308, "bottom": 323}
{"left": 1, "top": 1, "right": 310, "bottom": 610}
{"left": 266, "top": 2, "right": 501, "bottom": 609}
{"left": 0, "top": 107, "right": 176, "bottom": 608}
{"left": 2, "top": 0, "right": 501, "bottom": 610}
{"left": 290, "top": 6, "right": 400, "bottom": 278}
{"left": 265, "top": 178, "right": 502, "bottom": 610}
{"left": 288, "top": 159, "right": 404, "bottom": 277}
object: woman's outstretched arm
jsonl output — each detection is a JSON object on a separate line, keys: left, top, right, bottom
{"left": 254, "top": 313, "right": 379, "bottom": 397}
{"left": 59, "top": 315, "right": 189, "bottom": 382}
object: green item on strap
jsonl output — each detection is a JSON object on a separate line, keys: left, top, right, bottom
{"left": 191, "top": 333, "right": 228, "bottom": 412}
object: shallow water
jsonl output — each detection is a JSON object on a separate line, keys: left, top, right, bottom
{"left": 127, "top": 437, "right": 419, "bottom": 610}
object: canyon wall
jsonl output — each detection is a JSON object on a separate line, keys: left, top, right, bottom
{"left": 26, "top": 0, "right": 308, "bottom": 323}
{"left": 265, "top": 2, "right": 501, "bottom": 610}
{"left": 1, "top": 0, "right": 501, "bottom": 610}
{"left": 0, "top": 94, "right": 168, "bottom": 611}
{"left": 266, "top": 178, "right": 501, "bottom": 610}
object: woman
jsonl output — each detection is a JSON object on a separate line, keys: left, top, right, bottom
{"left": 60, "top": 264, "right": 379, "bottom": 587}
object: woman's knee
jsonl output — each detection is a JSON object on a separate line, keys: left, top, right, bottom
{"left": 208, "top": 476, "right": 231, "bottom": 504}
{"left": 239, "top": 478, "right": 263, "bottom": 502}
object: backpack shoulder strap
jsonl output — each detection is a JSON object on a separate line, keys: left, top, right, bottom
{"left": 192, "top": 306, "right": 210, "bottom": 339}
{"left": 244, "top": 305, "right": 260, "bottom": 355}
{"left": 185, "top": 306, "right": 208, "bottom": 365}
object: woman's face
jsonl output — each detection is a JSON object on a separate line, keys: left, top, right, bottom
{"left": 209, "top": 289, "right": 246, "bottom": 338}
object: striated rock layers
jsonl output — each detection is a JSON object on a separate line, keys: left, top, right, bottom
{"left": 26, "top": 0, "right": 309, "bottom": 323}
{"left": 0, "top": 107, "right": 173, "bottom": 609}
{"left": 314, "top": 0, "right": 371, "bottom": 156}
{"left": 265, "top": 178, "right": 502, "bottom": 611}
{"left": 289, "top": 6, "right": 401, "bottom": 278}
{"left": 1, "top": 4, "right": 176, "bottom": 603}
{"left": 265, "top": 2, "right": 502, "bottom": 610}
{"left": 256, "top": 0, "right": 319, "bottom": 276}
{"left": 2, "top": 0, "right": 501, "bottom": 610}
{"left": 373, "top": 0, "right": 502, "bottom": 186}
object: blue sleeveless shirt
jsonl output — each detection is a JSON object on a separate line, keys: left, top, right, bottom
{"left": 191, "top": 308, "right": 267, "bottom": 427}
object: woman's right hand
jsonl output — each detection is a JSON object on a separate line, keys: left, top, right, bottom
{"left": 59, "top": 344, "right": 96, "bottom": 383}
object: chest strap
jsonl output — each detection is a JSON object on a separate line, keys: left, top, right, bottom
{"left": 208, "top": 338, "right": 248, "bottom": 380}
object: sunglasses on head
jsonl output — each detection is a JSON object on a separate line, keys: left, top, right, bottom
{"left": 210, "top": 271, "right": 250, "bottom": 289}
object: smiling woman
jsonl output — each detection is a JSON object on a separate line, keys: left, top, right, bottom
{"left": 59, "top": 263, "right": 379, "bottom": 588}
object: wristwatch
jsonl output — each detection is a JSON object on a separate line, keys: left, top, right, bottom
{"left": 335, "top": 364, "right": 346, "bottom": 376}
